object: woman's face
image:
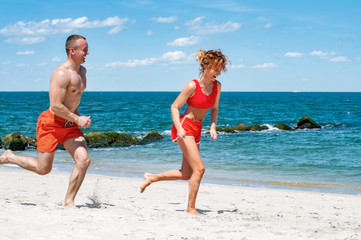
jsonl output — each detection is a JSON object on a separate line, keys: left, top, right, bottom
{"left": 203, "top": 65, "right": 222, "bottom": 81}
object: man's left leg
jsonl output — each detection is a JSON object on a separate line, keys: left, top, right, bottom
{"left": 63, "top": 136, "right": 91, "bottom": 208}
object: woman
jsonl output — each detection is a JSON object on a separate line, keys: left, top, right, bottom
{"left": 140, "top": 49, "right": 229, "bottom": 215}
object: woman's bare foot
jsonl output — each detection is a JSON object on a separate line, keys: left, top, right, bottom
{"left": 0, "top": 150, "right": 14, "bottom": 164}
{"left": 140, "top": 173, "right": 153, "bottom": 193}
{"left": 63, "top": 202, "right": 78, "bottom": 209}
{"left": 186, "top": 207, "right": 201, "bottom": 215}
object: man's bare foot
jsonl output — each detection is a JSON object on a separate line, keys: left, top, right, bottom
{"left": 186, "top": 207, "right": 201, "bottom": 215}
{"left": 140, "top": 173, "right": 153, "bottom": 193}
{"left": 0, "top": 150, "right": 14, "bottom": 164}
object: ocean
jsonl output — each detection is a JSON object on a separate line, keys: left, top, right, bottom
{"left": 1, "top": 91, "right": 361, "bottom": 195}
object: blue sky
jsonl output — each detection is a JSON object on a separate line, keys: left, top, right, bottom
{"left": 0, "top": 0, "right": 360, "bottom": 92}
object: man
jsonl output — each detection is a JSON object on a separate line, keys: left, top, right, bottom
{"left": 0, "top": 34, "right": 92, "bottom": 208}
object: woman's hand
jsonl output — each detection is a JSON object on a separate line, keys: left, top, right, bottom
{"left": 210, "top": 128, "right": 217, "bottom": 140}
{"left": 177, "top": 127, "right": 186, "bottom": 139}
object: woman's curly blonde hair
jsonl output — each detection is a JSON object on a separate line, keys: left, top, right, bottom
{"left": 195, "top": 49, "right": 229, "bottom": 75}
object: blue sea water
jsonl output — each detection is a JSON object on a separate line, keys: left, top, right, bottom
{"left": 1, "top": 91, "right": 361, "bottom": 195}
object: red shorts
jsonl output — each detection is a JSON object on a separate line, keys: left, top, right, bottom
{"left": 171, "top": 115, "right": 202, "bottom": 144}
{"left": 36, "top": 109, "right": 84, "bottom": 153}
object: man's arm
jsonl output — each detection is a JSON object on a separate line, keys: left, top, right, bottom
{"left": 49, "top": 69, "right": 79, "bottom": 122}
{"left": 49, "top": 69, "right": 91, "bottom": 129}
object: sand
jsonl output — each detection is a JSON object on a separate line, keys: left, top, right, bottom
{"left": 0, "top": 167, "right": 360, "bottom": 240}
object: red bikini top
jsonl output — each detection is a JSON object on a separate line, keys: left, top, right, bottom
{"left": 187, "top": 79, "right": 218, "bottom": 109}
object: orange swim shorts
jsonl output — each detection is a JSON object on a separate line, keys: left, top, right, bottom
{"left": 171, "top": 115, "right": 203, "bottom": 144}
{"left": 36, "top": 109, "right": 84, "bottom": 153}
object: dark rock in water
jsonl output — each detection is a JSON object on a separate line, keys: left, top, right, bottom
{"left": 3, "top": 132, "right": 27, "bottom": 151}
{"left": 261, "top": 125, "right": 269, "bottom": 130}
{"left": 142, "top": 130, "right": 163, "bottom": 143}
{"left": 250, "top": 124, "right": 262, "bottom": 131}
{"left": 26, "top": 137, "right": 37, "bottom": 149}
{"left": 104, "top": 131, "right": 120, "bottom": 144}
{"left": 296, "top": 116, "right": 321, "bottom": 129}
{"left": 274, "top": 124, "right": 294, "bottom": 131}
{"left": 57, "top": 143, "right": 65, "bottom": 150}
{"left": 216, "top": 126, "right": 223, "bottom": 132}
{"left": 0, "top": 137, "right": 2, "bottom": 148}
{"left": 206, "top": 126, "right": 223, "bottom": 133}
{"left": 223, "top": 127, "right": 235, "bottom": 133}
{"left": 85, "top": 132, "right": 109, "bottom": 148}
{"left": 233, "top": 124, "right": 251, "bottom": 131}
{"left": 107, "top": 132, "right": 141, "bottom": 146}
{"left": 85, "top": 131, "right": 142, "bottom": 148}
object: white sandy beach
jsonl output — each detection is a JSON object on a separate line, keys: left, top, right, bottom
{"left": 0, "top": 167, "right": 360, "bottom": 240}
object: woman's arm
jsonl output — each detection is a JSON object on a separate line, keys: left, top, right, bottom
{"left": 171, "top": 81, "right": 196, "bottom": 138}
{"left": 210, "top": 81, "right": 222, "bottom": 140}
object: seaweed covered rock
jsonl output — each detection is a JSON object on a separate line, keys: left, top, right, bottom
{"left": 250, "top": 124, "right": 262, "bottom": 131}
{"left": 57, "top": 143, "right": 65, "bottom": 150}
{"left": 296, "top": 116, "right": 321, "bottom": 129}
{"left": 85, "top": 132, "right": 109, "bottom": 148}
{"left": 104, "top": 131, "right": 141, "bottom": 146}
{"left": 261, "top": 125, "right": 269, "bottom": 131}
{"left": 206, "top": 126, "right": 223, "bottom": 134}
{"left": 104, "top": 131, "right": 120, "bottom": 144}
{"left": 223, "top": 127, "right": 235, "bottom": 133}
{"left": 274, "top": 124, "right": 294, "bottom": 131}
{"left": 142, "top": 130, "right": 163, "bottom": 143}
{"left": 26, "top": 137, "right": 37, "bottom": 149}
{"left": 233, "top": 124, "right": 251, "bottom": 131}
{"left": 3, "top": 132, "right": 27, "bottom": 151}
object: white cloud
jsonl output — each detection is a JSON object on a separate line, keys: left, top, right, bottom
{"left": 0, "top": 16, "right": 134, "bottom": 37}
{"left": 17, "top": 50, "right": 34, "bottom": 55}
{"left": 229, "top": 64, "right": 245, "bottom": 69}
{"left": 302, "top": 78, "right": 310, "bottom": 81}
{"left": 167, "top": 36, "right": 201, "bottom": 47}
{"left": 197, "top": 2, "right": 264, "bottom": 13}
{"left": 105, "top": 58, "right": 157, "bottom": 67}
{"left": 310, "top": 50, "right": 328, "bottom": 57}
{"left": 16, "top": 63, "right": 26, "bottom": 67}
{"left": 151, "top": 16, "right": 177, "bottom": 23}
{"left": 160, "top": 51, "right": 186, "bottom": 61}
{"left": 186, "top": 17, "right": 241, "bottom": 34}
{"left": 146, "top": 30, "right": 153, "bottom": 36}
{"left": 107, "top": 26, "right": 123, "bottom": 35}
{"left": 105, "top": 51, "right": 187, "bottom": 68}
{"left": 253, "top": 63, "right": 278, "bottom": 70}
{"left": 356, "top": 57, "right": 361, "bottom": 61}
{"left": 264, "top": 23, "right": 272, "bottom": 29}
{"left": 2, "top": 61, "right": 11, "bottom": 65}
{"left": 309, "top": 50, "right": 336, "bottom": 59}
{"left": 52, "top": 57, "right": 61, "bottom": 62}
{"left": 5, "top": 37, "right": 45, "bottom": 45}
{"left": 284, "top": 52, "right": 304, "bottom": 58}
{"left": 329, "top": 56, "right": 349, "bottom": 62}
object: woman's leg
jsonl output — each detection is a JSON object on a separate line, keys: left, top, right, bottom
{"left": 177, "top": 137, "right": 204, "bottom": 215}
{"left": 139, "top": 152, "right": 193, "bottom": 193}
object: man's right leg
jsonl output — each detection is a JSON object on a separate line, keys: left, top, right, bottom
{"left": 0, "top": 150, "right": 55, "bottom": 175}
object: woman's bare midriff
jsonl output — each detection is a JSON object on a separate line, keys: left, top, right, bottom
{"left": 182, "top": 105, "right": 209, "bottom": 123}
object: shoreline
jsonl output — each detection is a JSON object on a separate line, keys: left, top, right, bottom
{"left": 2, "top": 163, "right": 361, "bottom": 196}
{"left": 1, "top": 167, "right": 361, "bottom": 239}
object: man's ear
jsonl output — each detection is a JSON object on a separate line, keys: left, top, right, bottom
{"left": 69, "top": 48, "right": 75, "bottom": 55}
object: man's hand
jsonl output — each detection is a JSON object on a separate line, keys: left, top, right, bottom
{"left": 76, "top": 116, "right": 92, "bottom": 129}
